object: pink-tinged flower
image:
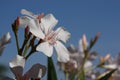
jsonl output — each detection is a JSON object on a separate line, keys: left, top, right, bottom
{"left": 8, "top": 55, "right": 46, "bottom": 80}
{"left": 0, "top": 32, "right": 11, "bottom": 56}
{"left": 19, "top": 9, "right": 70, "bottom": 62}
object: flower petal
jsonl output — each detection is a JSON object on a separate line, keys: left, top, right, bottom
{"left": 28, "top": 19, "right": 45, "bottom": 39}
{"left": 24, "top": 63, "right": 46, "bottom": 79}
{"left": 0, "top": 32, "right": 11, "bottom": 46}
{"left": 0, "top": 32, "right": 11, "bottom": 56}
{"left": 54, "top": 41, "right": 70, "bottom": 62}
{"left": 9, "top": 55, "right": 25, "bottom": 68}
{"left": 36, "top": 42, "right": 53, "bottom": 57}
{"left": 41, "top": 14, "right": 58, "bottom": 35}
{"left": 21, "top": 9, "right": 37, "bottom": 19}
{"left": 19, "top": 16, "right": 31, "bottom": 28}
{"left": 4, "top": 32, "right": 11, "bottom": 43}
{"left": 9, "top": 55, "right": 25, "bottom": 78}
{"left": 56, "top": 27, "right": 71, "bottom": 43}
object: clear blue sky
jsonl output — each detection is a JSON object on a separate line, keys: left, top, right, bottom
{"left": 0, "top": 0, "right": 120, "bottom": 79}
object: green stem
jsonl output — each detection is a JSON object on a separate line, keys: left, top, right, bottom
{"left": 23, "top": 43, "right": 29, "bottom": 56}
{"left": 25, "top": 45, "right": 36, "bottom": 60}
{"left": 14, "top": 32, "right": 20, "bottom": 55}
{"left": 25, "top": 50, "right": 33, "bottom": 60}
{"left": 25, "top": 35, "right": 37, "bottom": 59}
{"left": 78, "top": 51, "right": 88, "bottom": 80}
{"left": 47, "top": 57, "right": 57, "bottom": 80}
{"left": 20, "top": 39, "right": 28, "bottom": 54}
{"left": 20, "top": 32, "right": 31, "bottom": 54}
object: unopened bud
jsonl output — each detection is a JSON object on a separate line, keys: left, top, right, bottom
{"left": 82, "top": 34, "right": 87, "bottom": 51}
{"left": 12, "top": 17, "right": 20, "bottom": 33}
{"left": 15, "top": 17, "right": 20, "bottom": 26}
{"left": 94, "top": 32, "right": 101, "bottom": 42}
{"left": 104, "top": 54, "right": 111, "bottom": 61}
{"left": 90, "top": 32, "right": 100, "bottom": 49}
{"left": 99, "top": 54, "right": 111, "bottom": 66}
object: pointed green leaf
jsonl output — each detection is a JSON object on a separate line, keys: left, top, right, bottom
{"left": 96, "top": 69, "right": 117, "bottom": 80}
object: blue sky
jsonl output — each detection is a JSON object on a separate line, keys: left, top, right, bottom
{"left": 0, "top": 0, "right": 120, "bottom": 79}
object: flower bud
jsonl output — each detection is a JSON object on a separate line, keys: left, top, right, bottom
{"left": 82, "top": 34, "right": 87, "bottom": 51}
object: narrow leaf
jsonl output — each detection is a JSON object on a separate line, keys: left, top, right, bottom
{"left": 96, "top": 69, "right": 117, "bottom": 80}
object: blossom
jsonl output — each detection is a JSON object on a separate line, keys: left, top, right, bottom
{"left": 19, "top": 9, "right": 70, "bottom": 62}
{"left": 101, "top": 53, "right": 120, "bottom": 80}
{"left": 5, "top": 55, "right": 46, "bottom": 80}
{"left": 0, "top": 32, "right": 11, "bottom": 56}
{"left": 58, "top": 44, "right": 93, "bottom": 73}
{"left": 57, "top": 36, "right": 98, "bottom": 79}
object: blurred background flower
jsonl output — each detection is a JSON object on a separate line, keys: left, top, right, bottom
{"left": 0, "top": 32, "right": 11, "bottom": 78}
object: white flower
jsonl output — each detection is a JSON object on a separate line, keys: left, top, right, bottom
{"left": 9, "top": 55, "right": 25, "bottom": 68}
{"left": 0, "top": 32, "right": 11, "bottom": 46}
{"left": 0, "top": 32, "right": 11, "bottom": 56}
{"left": 20, "top": 9, "right": 70, "bottom": 62}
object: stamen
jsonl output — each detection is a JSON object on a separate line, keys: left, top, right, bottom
{"left": 37, "top": 13, "right": 44, "bottom": 23}
{"left": 44, "top": 28, "right": 62, "bottom": 45}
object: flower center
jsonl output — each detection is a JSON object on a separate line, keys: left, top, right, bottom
{"left": 44, "top": 28, "right": 62, "bottom": 45}
{"left": 45, "top": 32, "right": 57, "bottom": 45}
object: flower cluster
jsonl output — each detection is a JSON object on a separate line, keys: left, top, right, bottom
{"left": 19, "top": 9, "right": 70, "bottom": 62}
{"left": 0, "top": 9, "right": 120, "bottom": 80}
{"left": 4, "top": 9, "right": 70, "bottom": 80}
{"left": 58, "top": 33, "right": 118, "bottom": 80}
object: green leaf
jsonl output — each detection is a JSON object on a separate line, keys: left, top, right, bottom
{"left": 47, "top": 57, "right": 57, "bottom": 80}
{"left": 96, "top": 69, "right": 117, "bottom": 80}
